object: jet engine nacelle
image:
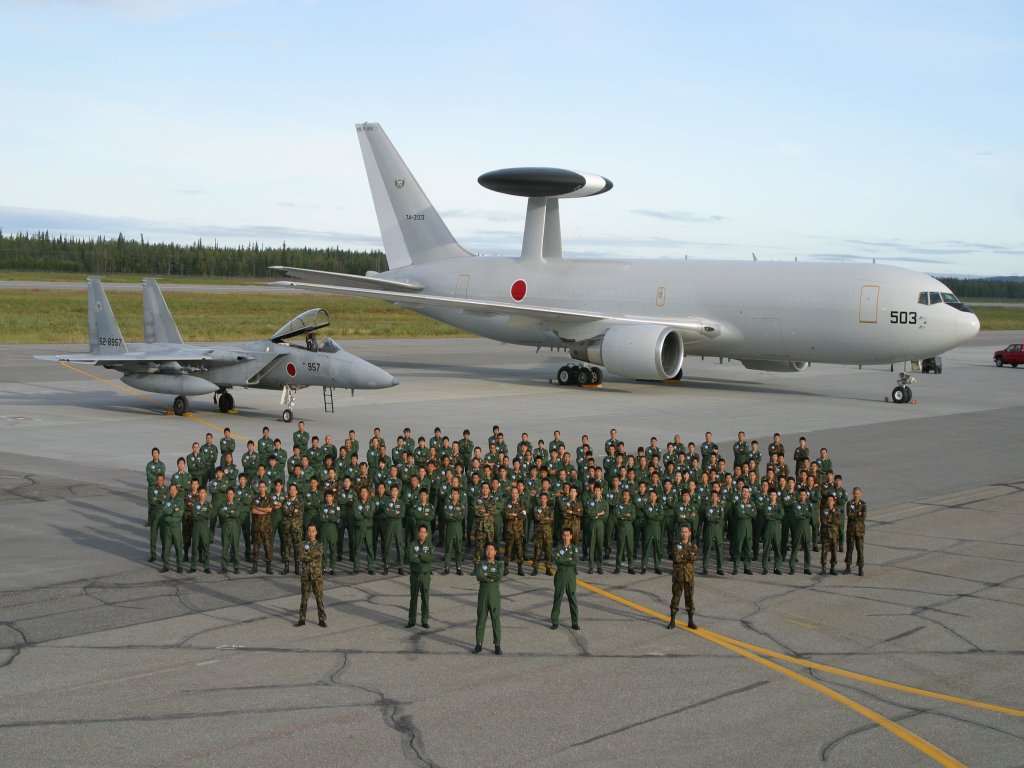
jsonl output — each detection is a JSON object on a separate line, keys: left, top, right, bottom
{"left": 740, "top": 360, "right": 810, "bottom": 373}
{"left": 122, "top": 373, "right": 219, "bottom": 396}
{"left": 570, "top": 325, "right": 684, "bottom": 380}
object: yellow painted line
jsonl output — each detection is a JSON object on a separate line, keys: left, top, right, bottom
{"left": 58, "top": 361, "right": 247, "bottom": 439}
{"left": 699, "top": 629, "right": 1024, "bottom": 718}
{"left": 575, "top": 578, "right": 968, "bottom": 767}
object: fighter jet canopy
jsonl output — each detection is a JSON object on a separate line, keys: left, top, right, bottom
{"left": 270, "top": 308, "right": 330, "bottom": 343}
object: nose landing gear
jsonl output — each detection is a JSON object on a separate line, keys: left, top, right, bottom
{"left": 280, "top": 384, "right": 298, "bottom": 422}
{"left": 891, "top": 372, "right": 915, "bottom": 404}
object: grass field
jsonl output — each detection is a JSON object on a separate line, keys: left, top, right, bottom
{"left": 0, "top": 271, "right": 268, "bottom": 285}
{"left": 0, "top": 288, "right": 467, "bottom": 343}
{"left": 1, "top": 286, "right": 1021, "bottom": 344}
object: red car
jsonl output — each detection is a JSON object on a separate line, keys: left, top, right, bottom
{"left": 993, "top": 343, "right": 1024, "bottom": 367}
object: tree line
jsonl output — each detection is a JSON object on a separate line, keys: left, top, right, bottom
{"left": 935, "top": 276, "right": 1024, "bottom": 300}
{"left": 0, "top": 230, "right": 387, "bottom": 278}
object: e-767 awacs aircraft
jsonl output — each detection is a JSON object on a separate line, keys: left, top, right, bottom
{"left": 272, "top": 122, "right": 980, "bottom": 403}
{"left": 36, "top": 277, "right": 397, "bottom": 420}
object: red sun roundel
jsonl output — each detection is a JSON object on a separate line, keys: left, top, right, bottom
{"left": 286, "top": 363, "right": 297, "bottom": 377}
{"left": 511, "top": 279, "right": 527, "bottom": 302}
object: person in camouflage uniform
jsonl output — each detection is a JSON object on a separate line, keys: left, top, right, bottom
{"left": 473, "top": 485, "right": 496, "bottom": 572}
{"left": 844, "top": 487, "right": 867, "bottom": 576}
{"left": 406, "top": 524, "right": 434, "bottom": 628}
{"left": 819, "top": 493, "right": 842, "bottom": 575}
{"left": 249, "top": 481, "right": 274, "bottom": 575}
{"left": 282, "top": 484, "right": 304, "bottom": 575}
{"left": 502, "top": 487, "right": 527, "bottom": 576}
{"left": 562, "top": 486, "right": 584, "bottom": 546}
{"left": 550, "top": 528, "right": 580, "bottom": 630}
{"left": 532, "top": 493, "right": 555, "bottom": 576}
{"left": 296, "top": 524, "right": 326, "bottom": 627}
{"left": 668, "top": 525, "right": 699, "bottom": 630}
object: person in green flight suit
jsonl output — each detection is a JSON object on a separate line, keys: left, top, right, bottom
{"left": 189, "top": 487, "right": 213, "bottom": 573}
{"left": 668, "top": 524, "right": 699, "bottom": 629}
{"left": 382, "top": 485, "right": 407, "bottom": 576}
{"left": 352, "top": 486, "right": 376, "bottom": 574}
{"left": 551, "top": 528, "right": 581, "bottom": 630}
{"left": 614, "top": 489, "right": 637, "bottom": 574}
{"left": 218, "top": 487, "right": 242, "bottom": 574}
{"left": 701, "top": 490, "right": 726, "bottom": 576}
{"left": 761, "top": 489, "right": 784, "bottom": 575}
{"left": 473, "top": 543, "right": 503, "bottom": 655}
{"left": 406, "top": 524, "right": 434, "bottom": 629}
{"left": 732, "top": 486, "right": 756, "bottom": 575}
{"left": 442, "top": 488, "right": 465, "bottom": 575}
{"left": 318, "top": 490, "right": 341, "bottom": 575}
{"left": 789, "top": 488, "right": 814, "bottom": 575}
{"left": 158, "top": 483, "right": 185, "bottom": 573}
{"left": 146, "top": 473, "right": 168, "bottom": 563}
{"left": 145, "top": 447, "right": 165, "bottom": 490}
{"left": 296, "top": 524, "right": 326, "bottom": 627}
{"left": 640, "top": 489, "right": 664, "bottom": 575}
{"left": 585, "top": 485, "right": 609, "bottom": 574}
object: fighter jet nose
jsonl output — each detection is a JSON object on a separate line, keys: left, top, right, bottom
{"left": 354, "top": 359, "right": 398, "bottom": 389}
{"left": 957, "top": 310, "right": 981, "bottom": 342}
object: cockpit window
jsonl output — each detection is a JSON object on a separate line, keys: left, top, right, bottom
{"left": 320, "top": 337, "right": 343, "bottom": 354}
{"left": 929, "top": 292, "right": 942, "bottom": 305}
{"left": 939, "top": 292, "right": 972, "bottom": 312}
{"left": 918, "top": 292, "right": 929, "bottom": 305}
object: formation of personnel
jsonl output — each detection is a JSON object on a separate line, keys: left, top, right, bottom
{"left": 143, "top": 423, "right": 870, "bottom": 638}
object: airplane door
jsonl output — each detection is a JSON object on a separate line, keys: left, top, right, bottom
{"left": 859, "top": 285, "right": 880, "bottom": 323}
{"left": 455, "top": 273, "right": 470, "bottom": 298}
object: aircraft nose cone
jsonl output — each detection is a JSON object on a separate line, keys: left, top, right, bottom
{"left": 354, "top": 358, "right": 398, "bottom": 389}
{"left": 957, "top": 310, "right": 981, "bottom": 342}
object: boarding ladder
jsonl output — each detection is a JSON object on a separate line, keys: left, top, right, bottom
{"left": 322, "top": 386, "right": 335, "bottom": 413}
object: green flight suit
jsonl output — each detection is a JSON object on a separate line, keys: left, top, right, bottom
{"left": 318, "top": 502, "right": 341, "bottom": 572}
{"left": 641, "top": 500, "right": 664, "bottom": 572}
{"left": 702, "top": 502, "right": 726, "bottom": 574}
{"left": 147, "top": 484, "right": 168, "bottom": 559}
{"left": 382, "top": 497, "right": 407, "bottom": 572}
{"left": 407, "top": 539, "right": 433, "bottom": 626}
{"left": 761, "top": 502, "right": 784, "bottom": 573}
{"left": 732, "top": 500, "right": 756, "bottom": 573}
{"left": 789, "top": 501, "right": 814, "bottom": 573}
{"left": 475, "top": 560, "right": 502, "bottom": 647}
{"left": 159, "top": 494, "right": 185, "bottom": 570}
{"left": 585, "top": 497, "right": 609, "bottom": 572}
{"left": 614, "top": 501, "right": 636, "bottom": 571}
{"left": 190, "top": 499, "right": 213, "bottom": 571}
{"left": 551, "top": 542, "right": 580, "bottom": 626}
{"left": 352, "top": 499, "right": 376, "bottom": 573}
{"left": 218, "top": 500, "right": 242, "bottom": 572}
{"left": 442, "top": 500, "right": 465, "bottom": 571}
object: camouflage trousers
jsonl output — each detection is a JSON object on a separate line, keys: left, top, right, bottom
{"left": 300, "top": 575, "right": 325, "bottom": 622}
{"left": 533, "top": 527, "right": 553, "bottom": 569}
{"left": 504, "top": 524, "right": 524, "bottom": 563}
{"left": 283, "top": 516, "right": 303, "bottom": 564}
{"left": 252, "top": 515, "right": 273, "bottom": 564}
{"left": 670, "top": 576, "right": 695, "bottom": 614}
{"left": 820, "top": 531, "right": 839, "bottom": 566}
{"left": 566, "top": 519, "right": 581, "bottom": 546}
{"left": 474, "top": 520, "right": 495, "bottom": 564}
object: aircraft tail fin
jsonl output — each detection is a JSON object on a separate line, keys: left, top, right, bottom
{"left": 142, "top": 278, "right": 184, "bottom": 344}
{"left": 87, "top": 277, "right": 128, "bottom": 355}
{"left": 356, "top": 123, "right": 473, "bottom": 269}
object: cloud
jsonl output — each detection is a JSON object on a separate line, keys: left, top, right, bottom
{"left": 439, "top": 208, "right": 523, "bottom": 223}
{"left": 630, "top": 209, "right": 730, "bottom": 224}
{"left": 18, "top": 0, "right": 245, "bottom": 22}
{"left": 808, "top": 252, "right": 956, "bottom": 265}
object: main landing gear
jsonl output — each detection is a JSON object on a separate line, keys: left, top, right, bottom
{"left": 891, "top": 371, "right": 915, "bottom": 404}
{"left": 556, "top": 364, "right": 603, "bottom": 387}
{"left": 280, "top": 384, "right": 298, "bottom": 422}
{"left": 214, "top": 389, "right": 235, "bottom": 413}
{"left": 172, "top": 395, "right": 189, "bottom": 416}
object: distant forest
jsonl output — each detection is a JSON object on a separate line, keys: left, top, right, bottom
{"left": 0, "top": 230, "right": 387, "bottom": 278}
{"left": 1, "top": 231, "right": 1022, "bottom": 299}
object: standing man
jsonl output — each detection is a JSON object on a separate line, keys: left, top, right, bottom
{"left": 250, "top": 481, "right": 274, "bottom": 575}
{"left": 146, "top": 473, "right": 168, "bottom": 563}
{"left": 473, "top": 543, "right": 503, "bottom": 655}
{"left": 441, "top": 488, "right": 465, "bottom": 575}
{"left": 550, "top": 528, "right": 581, "bottom": 630}
{"left": 532, "top": 492, "right": 555, "bottom": 576}
{"left": 667, "top": 525, "right": 699, "bottom": 630}
{"left": 296, "top": 524, "right": 326, "bottom": 627}
{"left": 640, "top": 489, "right": 664, "bottom": 575}
{"left": 789, "top": 488, "right": 814, "bottom": 575}
{"left": 702, "top": 490, "right": 726, "bottom": 576}
{"left": 844, "top": 487, "right": 867, "bottom": 576}
{"left": 614, "top": 489, "right": 636, "bottom": 574}
{"left": 819, "top": 494, "right": 842, "bottom": 575}
{"left": 382, "top": 485, "right": 408, "bottom": 576}
{"left": 585, "top": 485, "right": 609, "bottom": 574}
{"left": 473, "top": 484, "right": 496, "bottom": 573}
{"left": 502, "top": 486, "right": 527, "bottom": 576}
{"left": 318, "top": 490, "right": 341, "bottom": 575}
{"left": 189, "top": 487, "right": 213, "bottom": 574}
{"left": 761, "top": 489, "right": 784, "bottom": 575}
{"left": 158, "top": 483, "right": 185, "bottom": 573}
{"left": 219, "top": 487, "right": 242, "bottom": 574}
{"left": 352, "top": 486, "right": 376, "bottom": 574}
{"left": 406, "top": 524, "right": 433, "bottom": 628}
{"left": 732, "top": 486, "right": 756, "bottom": 575}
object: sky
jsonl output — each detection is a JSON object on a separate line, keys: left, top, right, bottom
{"left": 1, "top": 0, "right": 1022, "bottom": 276}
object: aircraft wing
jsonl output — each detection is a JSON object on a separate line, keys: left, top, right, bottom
{"left": 34, "top": 348, "right": 256, "bottom": 365}
{"left": 272, "top": 281, "right": 722, "bottom": 339}
{"left": 269, "top": 266, "right": 424, "bottom": 292}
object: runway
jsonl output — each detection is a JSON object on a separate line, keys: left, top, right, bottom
{"left": 0, "top": 332, "right": 1021, "bottom": 767}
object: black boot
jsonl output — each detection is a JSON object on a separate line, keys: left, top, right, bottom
{"left": 472, "top": 644, "right": 482, "bottom": 654}
{"left": 265, "top": 562, "right": 272, "bottom": 575}
{"left": 830, "top": 565, "right": 836, "bottom": 575}
{"left": 687, "top": 611, "right": 698, "bottom": 630}
{"left": 249, "top": 563, "right": 257, "bottom": 574}
{"left": 820, "top": 565, "right": 826, "bottom": 575}
{"left": 858, "top": 566, "right": 864, "bottom": 576}
{"left": 532, "top": 565, "right": 538, "bottom": 576}
{"left": 517, "top": 563, "right": 524, "bottom": 576}
{"left": 283, "top": 562, "right": 290, "bottom": 575}
{"left": 295, "top": 619, "right": 305, "bottom": 626}
{"left": 494, "top": 645, "right": 502, "bottom": 655}
{"left": 844, "top": 564, "right": 851, "bottom": 574}
{"left": 667, "top": 611, "right": 676, "bottom": 629}
{"left": 294, "top": 560, "right": 300, "bottom": 575}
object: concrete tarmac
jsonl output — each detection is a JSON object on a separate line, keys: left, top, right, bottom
{"left": 0, "top": 332, "right": 1022, "bottom": 767}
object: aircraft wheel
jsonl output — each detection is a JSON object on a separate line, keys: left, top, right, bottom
{"left": 218, "top": 392, "right": 234, "bottom": 413}
{"left": 995, "top": 357, "right": 1004, "bottom": 367}
{"left": 903, "top": 387, "right": 912, "bottom": 401}
{"left": 891, "top": 386, "right": 907, "bottom": 404}
{"left": 173, "top": 396, "right": 188, "bottom": 416}
{"left": 1013, "top": 363, "right": 1019, "bottom": 368}
{"left": 575, "top": 367, "right": 590, "bottom": 386}
{"left": 557, "top": 366, "right": 572, "bottom": 386}
{"left": 592, "top": 368, "right": 604, "bottom": 385}
{"left": 282, "top": 408, "right": 294, "bottom": 423}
